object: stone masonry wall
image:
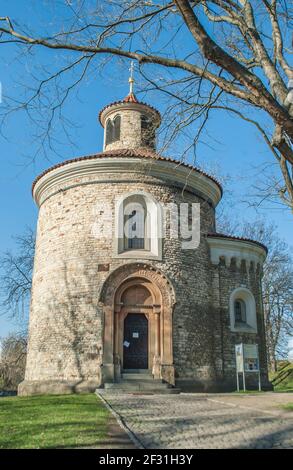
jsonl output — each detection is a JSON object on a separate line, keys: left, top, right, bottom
{"left": 104, "top": 109, "right": 142, "bottom": 151}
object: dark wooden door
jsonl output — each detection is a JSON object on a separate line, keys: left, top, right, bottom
{"left": 123, "top": 313, "right": 148, "bottom": 369}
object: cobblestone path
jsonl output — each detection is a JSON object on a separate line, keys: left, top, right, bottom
{"left": 99, "top": 393, "right": 293, "bottom": 449}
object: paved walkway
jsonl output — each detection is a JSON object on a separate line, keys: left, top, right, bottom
{"left": 99, "top": 392, "right": 293, "bottom": 449}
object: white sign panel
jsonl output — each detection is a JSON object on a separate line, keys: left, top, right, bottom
{"left": 235, "top": 343, "right": 261, "bottom": 391}
{"left": 244, "top": 344, "right": 259, "bottom": 372}
{"left": 244, "top": 344, "right": 258, "bottom": 358}
{"left": 235, "top": 344, "right": 244, "bottom": 372}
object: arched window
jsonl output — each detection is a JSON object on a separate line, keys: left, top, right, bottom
{"left": 114, "top": 191, "right": 163, "bottom": 259}
{"left": 124, "top": 202, "right": 145, "bottom": 250}
{"left": 106, "top": 119, "right": 114, "bottom": 145}
{"left": 229, "top": 288, "right": 257, "bottom": 333}
{"left": 234, "top": 299, "right": 246, "bottom": 324}
{"left": 105, "top": 115, "right": 121, "bottom": 145}
{"left": 113, "top": 115, "right": 121, "bottom": 141}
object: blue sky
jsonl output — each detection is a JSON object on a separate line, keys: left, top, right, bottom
{"left": 0, "top": 1, "right": 292, "bottom": 337}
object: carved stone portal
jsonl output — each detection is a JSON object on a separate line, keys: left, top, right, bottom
{"left": 99, "top": 263, "right": 176, "bottom": 385}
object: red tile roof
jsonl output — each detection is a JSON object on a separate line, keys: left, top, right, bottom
{"left": 207, "top": 232, "right": 268, "bottom": 253}
{"left": 32, "top": 148, "right": 223, "bottom": 196}
{"left": 98, "top": 95, "right": 161, "bottom": 125}
{"left": 123, "top": 92, "right": 139, "bottom": 103}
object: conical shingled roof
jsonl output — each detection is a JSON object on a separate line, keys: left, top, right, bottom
{"left": 123, "top": 92, "right": 139, "bottom": 103}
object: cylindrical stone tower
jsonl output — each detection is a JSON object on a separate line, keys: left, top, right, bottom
{"left": 19, "top": 85, "right": 271, "bottom": 396}
{"left": 100, "top": 92, "right": 161, "bottom": 152}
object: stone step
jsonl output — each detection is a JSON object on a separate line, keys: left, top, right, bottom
{"left": 121, "top": 373, "right": 154, "bottom": 381}
{"left": 100, "top": 372, "right": 181, "bottom": 394}
{"left": 104, "top": 380, "right": 171, "bottom": 391}
{"left": 98, "top": 387, "right": 181, "bottom": 395}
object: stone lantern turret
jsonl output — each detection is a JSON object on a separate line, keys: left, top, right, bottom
{"left": 99, "top": 64, "right": 161, "bottom": 152}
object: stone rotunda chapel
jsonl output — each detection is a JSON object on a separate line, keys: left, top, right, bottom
{"left": 19, "top": 75, "right": 271, "bottom": 396}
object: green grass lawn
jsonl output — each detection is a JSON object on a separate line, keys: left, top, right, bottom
{"left": 281, "top": 403, "right": 293, "bottom": 412}
{"left": 0, "top": 394, "right": 110, "bottom": 449}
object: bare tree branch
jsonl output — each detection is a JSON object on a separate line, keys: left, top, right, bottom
{"left": 0, "top": 0, "right": 292, "bottom": 209}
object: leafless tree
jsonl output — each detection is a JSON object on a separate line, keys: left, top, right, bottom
{"left": 242, "top": 220, "right": 293, "bottom": 371}
{"left": 0, "top": 1, "right": 292, "bottom": 209}
{"left": 0, "top": 229, "right": 34, "bottom": 389}
{"left": 218, "top": 216, "right": 293, "bottom": 371}
{"left": 0, "top": 333, "right": 27, "bottom": 390}
{"left": 0, "top": 228, "right": 35, "bottom": 322}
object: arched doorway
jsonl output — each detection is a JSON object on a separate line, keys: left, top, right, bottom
{"left": 99, "top": 263, "right": 176, "bottom": 386}
{"left": 121, "top": 284, "right": 151, "bottom": 370}
{"left": 114, "top": 279, "right": 160, "bottom": 374}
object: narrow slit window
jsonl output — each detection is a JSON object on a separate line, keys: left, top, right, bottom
{"left": 105, "top": 119, "right": 114, "bottom": 145}
{"left": 124, "top": 207, "right": 145, "bottom": 250}
{"left": 113, "top": 115, "right": 121, "bottom": 141}
{"left": 234, "top": 299, "right": 246, "bottom": 324}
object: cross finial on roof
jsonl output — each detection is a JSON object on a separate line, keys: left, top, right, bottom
{"left": 129, "top": 61, "right": 135, "bottom": 94}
